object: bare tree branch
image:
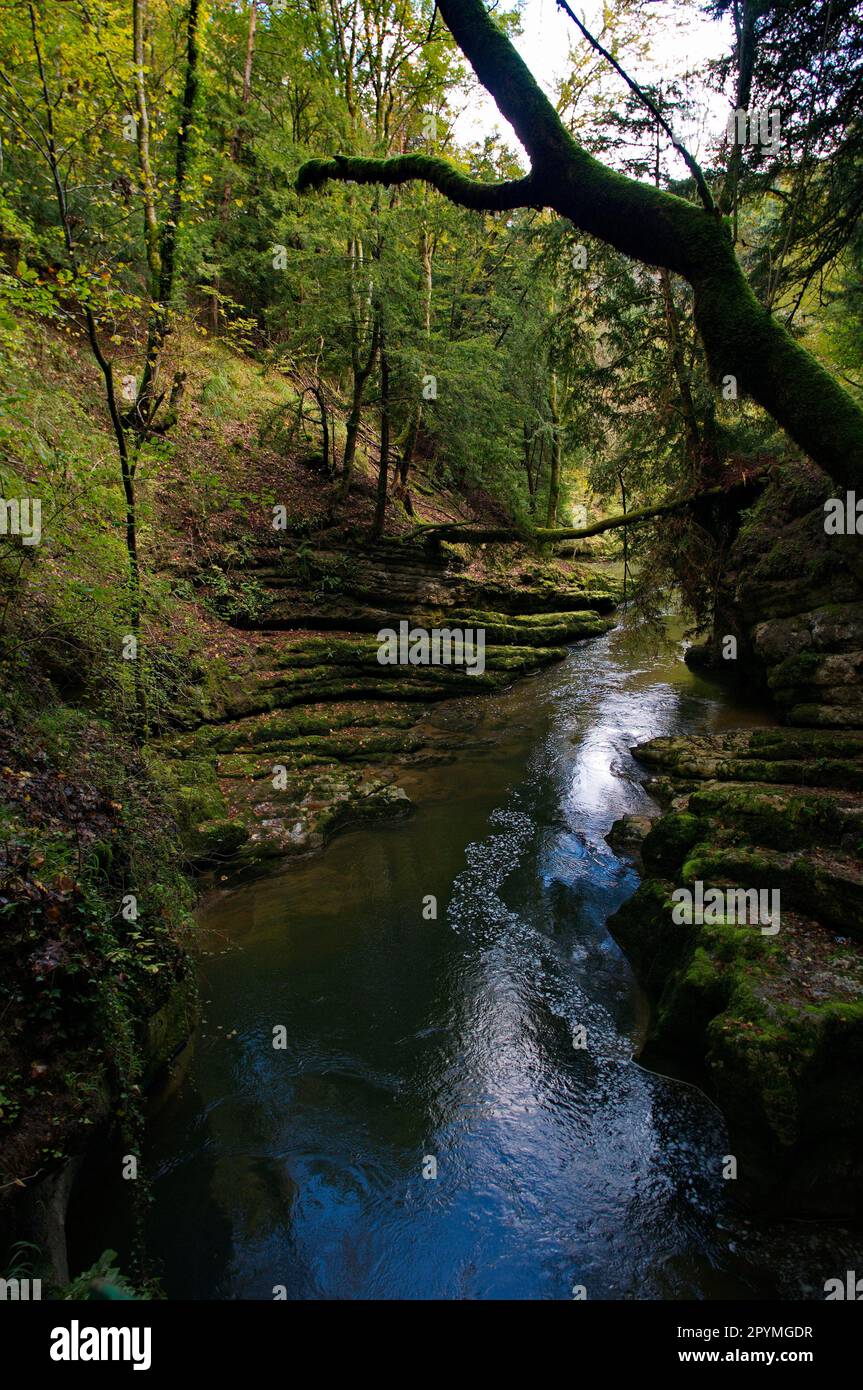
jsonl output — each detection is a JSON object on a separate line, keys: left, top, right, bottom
{"left": 554, "top": 0, "right": 717, "bottom": 216}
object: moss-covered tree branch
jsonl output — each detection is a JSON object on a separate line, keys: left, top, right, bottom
{"left": 405, "top": 485, "right": 734, "bottom": 545}
{"left": 297, "top": 154, "right": 540, "bottom": 211}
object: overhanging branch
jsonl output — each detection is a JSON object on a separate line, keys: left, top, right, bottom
{"left": 297, "top": 154, "right": 539, "bottom": 211}
{"left": 404, "top": 486, "right": 733, "bottom": 545}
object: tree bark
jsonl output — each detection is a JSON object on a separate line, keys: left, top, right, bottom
{"left": 660, "top": 269, "right": 702, "bottom": 476}
{"left": 721, "top": 0, "right": 758, "bottom": 239}
{"left": 522, "top": 422, "right": 535, "bottom": 509}
{"left": 210, "top": 0, "right": 257, "bottom": 331}
{"left": 159, "top": 0, "right": 199, "bottom": 310}
{"left": 131, "top": 0, "right": 166, "bottom": 433}
{"left": 341, "top": 309, "right": 381, "bottom": 499}
{"left": 26, "top": 3, "right": 147, "bottom": 727}
{"left": 618, "top": 468, "right": 629, "bottom": 601}
{"left": 372, "top": 326, "right": 391, "bottom": 538}
{"left": 309, "top": 382, "right": 330, "bottom": 473}
{"left": 546, "top": 370, "right": 562, "bottom": 527}
{"left": 224, "top": 0, "right": 257, "bottom": 202}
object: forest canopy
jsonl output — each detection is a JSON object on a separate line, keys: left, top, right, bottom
{"left": 1, "top": 0, "right": 862, "bottom": 645}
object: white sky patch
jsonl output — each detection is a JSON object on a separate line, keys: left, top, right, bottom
{"left": 451, "top": 0, "right": 735, "bottom": 178}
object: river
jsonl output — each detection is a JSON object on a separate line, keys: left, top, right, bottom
{"left": 69, "top": 624, "right": 849, "bottom": 1299}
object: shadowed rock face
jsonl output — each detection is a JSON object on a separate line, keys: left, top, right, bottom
{"left": 686, "top": 461, "right": 863, "bottom": 728}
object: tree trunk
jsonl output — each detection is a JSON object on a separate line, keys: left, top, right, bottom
{"left": 341, "top": 309, "right": 381, "bottom": 500}
{"left": 372, "top": 328, "right": 391, "bottom": 538}
{"left": 309, "top": 383, "right": 330, "bottom": 473}
{"left": 158, "top": 0, "right": 199, "bottom": 310}
{"left": 27, "top": 2, "right": 147, "bottom": 729}
{"left": 659, "top": 268, "right": 703, "bottom": 478}
{"left": 407, "top": 479, "right": 759, "bottom": 544}
{"left": 342, "top": 397, "right": 363, "bottom": 494}
{"left": 721, "top": 0, "right": 758, "bottom": 240}
{"left": 131, "top": 0, "right": 165, "bottom": 432}
{"left": 546, "top": 372, "right": 562, "bottom": 527}
{"left": 211, "top": 0, "right": 257, "bottom": 332}
{"left": 618, "top": 468, "right": 629, "bottom": 602}
{"left": 398, "top": 229, "right": 433, "bottom": 497}
{"left": 134, "top": 0, "right": 199, "bottom": 433}
{"left": 522, "top": 423, "right": 535, "bottom": 509}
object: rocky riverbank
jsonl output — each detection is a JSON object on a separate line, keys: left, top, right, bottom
{"left": 607, "top": 463, "right": 863, "bottom": 1218}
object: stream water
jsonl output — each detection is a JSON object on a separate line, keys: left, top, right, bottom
{"left": 70, "top": 625, "right": 851, "bottom": 1299}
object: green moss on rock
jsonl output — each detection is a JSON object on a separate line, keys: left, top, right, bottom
{"left": 187, "top": 818, "right": 250, "bottom": 867}
{"left": 642, "top": 811, "right": 709, "bottom": 874}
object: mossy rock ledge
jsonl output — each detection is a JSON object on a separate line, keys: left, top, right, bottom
{"left": 685, "top": 461, "right": 863, "bottom": 727}
{"left": 607, "top": 726, "right": 863, "bottom": 1218}
{"left": 158, "top": 544, "right": 620, "bottom": 871}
